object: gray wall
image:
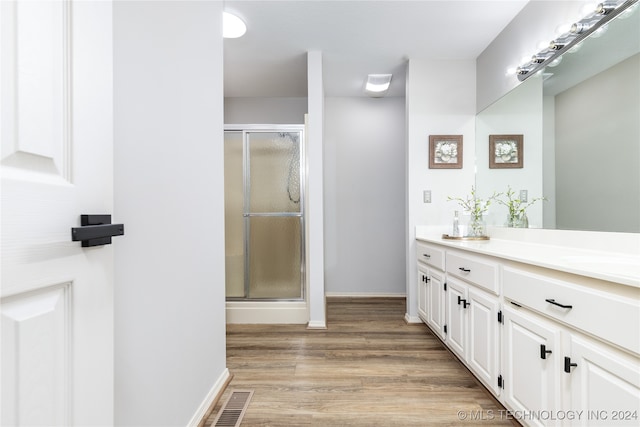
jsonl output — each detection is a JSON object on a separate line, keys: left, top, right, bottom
{"left": 224, "top": 97, "right": 307, "bottom": 124}
{"left": 555, "top": 54, "right": 640, "bottom": 232}
{"left": 324, "top": 97, "right": 406, "bottom": 296}
{"left": 113, "top": 1, "right": 227, "bottom": 425}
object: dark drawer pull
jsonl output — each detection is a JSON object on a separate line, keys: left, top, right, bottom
{"left": 457, "top": 296, "right": 469, "bottom": 308}
{"left": 458, "top": 267, "right": 471, "bottom": 273}
{"left": 423, "top": 253, "right": 431, "bottom": 258}
{"left": 545, "top": 299, "right": 573, "bottom": 309}
{"left": 564, "top": 356, "right": 577, "bottom": 373}
{"left": 540, "top": 344, "right": 552, "bottom": 360}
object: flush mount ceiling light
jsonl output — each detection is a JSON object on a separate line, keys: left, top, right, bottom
{"left": 364, "top": 74, "right": 392, "bottom": 97}
{"left": 223, "top": 11, "right": 247, "bottom": 38}
{"left": 515, "top": 0, "right": 637, "bottom": 81}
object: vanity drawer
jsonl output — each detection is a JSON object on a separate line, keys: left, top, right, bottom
{"left": 446, "top": 251, "right": 499, "bottom": 295}
{"left": 503, "top": 267, "right": 640, "bottom": 355}
{"left": 416, "top": 241, "right": 445, "bottom": 271}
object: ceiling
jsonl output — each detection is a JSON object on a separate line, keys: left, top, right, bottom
{"left": 223, "top": 0, "right": 529, "bottom": 98}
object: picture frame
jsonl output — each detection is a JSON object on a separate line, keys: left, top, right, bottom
{"left": 429, "top": 135, "right": 463, "bottom": 169}
{"left": 489, "top": 134, "right": 523, "bottom": 169}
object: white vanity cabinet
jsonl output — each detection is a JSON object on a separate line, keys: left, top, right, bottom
{"left": 502, "top": 304, "right": 563, "bottom": 427}
{"left": 416, "top": 242, "right": 446, "bottom": 340}
{"left": 503, "top": 266, "right": 640, "bottom": 426}
{"left": 567, "top": 334, "right": 640, "bottom": 427}
{"left": 444, "top": 251, "right": 501, "bottom": 396}
{"left": 415, "top": 235, "right": 640, "bottom": 427}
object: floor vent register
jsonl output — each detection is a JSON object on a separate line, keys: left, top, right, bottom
{"left": 212, "top": 390, "right": 254, "bottom": 427}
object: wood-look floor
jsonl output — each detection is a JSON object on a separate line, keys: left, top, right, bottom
{"left": 205, "top": 298, "right": 517, "bottom": 426}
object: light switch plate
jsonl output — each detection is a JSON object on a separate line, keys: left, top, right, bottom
{"left": 519, "top": 190, "right": 528, "bottom": 203}
{"left": 423, "top": 190, "right": 431, "bottom": 203}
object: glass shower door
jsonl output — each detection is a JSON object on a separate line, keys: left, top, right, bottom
{"left": 224, "top": 129, "right": 305, "bottom": 300}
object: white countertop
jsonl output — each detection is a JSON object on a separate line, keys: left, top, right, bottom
{"left": 416, "top": 229, "right": 640, "bottom": 288}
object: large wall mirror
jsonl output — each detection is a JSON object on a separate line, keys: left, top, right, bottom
{"left": 476, "top": 4, "right": 639, "bottom": 233}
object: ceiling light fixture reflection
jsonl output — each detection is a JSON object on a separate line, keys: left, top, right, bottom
{"left": 223, "top": 12, "right": 247, "bottom": 38}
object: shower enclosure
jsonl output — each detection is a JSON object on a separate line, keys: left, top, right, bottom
{"left": 224, "top": 126, "right": 305, "bottom": 301}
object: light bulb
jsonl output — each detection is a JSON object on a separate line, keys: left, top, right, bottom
{"left": 223, "top": 12, "right": 247, "bottom": 38}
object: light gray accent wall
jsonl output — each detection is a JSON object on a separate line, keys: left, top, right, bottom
{"left": 477, "top": 1, "right": 584, "bottom": 112}
{"left": 555, "top": 54, "right": 640, "bottom": 232}
{"left": 324, "top": 97, "right": 406, "bottom": 295}
{"left": 224, "top": 97, "right": 308, "bottom": 124}
{"left": 113, "top": 1, "right": 227, "bottom": 425}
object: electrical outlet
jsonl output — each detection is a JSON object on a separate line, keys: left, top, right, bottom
{"left": 423, "top": 190, "right": 432, "bottom": 203}
{"left": 519, "top": 190, "right": 528, "bottom": 203}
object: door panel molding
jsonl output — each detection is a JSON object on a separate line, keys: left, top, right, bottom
{"left": 1, "top": 0, "right": 72, "bottom": 181}
{"left": 1, "top": 282, "right": 72, "bottom": 426}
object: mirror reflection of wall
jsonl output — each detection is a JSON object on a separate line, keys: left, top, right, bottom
{"left": 476, "top": 74, "right": 543, "bottom": 228}
{"left": 476, "top": 5, "right": 640, "bottom": 233}
{"left": 552, "top": 53, "right": 639, "bottom": 232}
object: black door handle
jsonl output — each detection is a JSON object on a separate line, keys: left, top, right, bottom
{"left": 458, "top": 267, "right": 471, "bottom": 273}
{"left": 71, "top": 215, "right": 124, "bottom": 247}
{"left": 457, "top": 296, "right": 469, "bottom": 308}
{"left": 564, "top": 356, "right": 577, "bottom": 373}
{"left": 540, "top": 344, "right": 553, "bottom": 360}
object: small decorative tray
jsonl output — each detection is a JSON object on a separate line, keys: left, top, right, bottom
{"left": 442, "top": 234, "right": 490, "bottom": 241}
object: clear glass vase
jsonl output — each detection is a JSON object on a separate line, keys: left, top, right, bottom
{"left": 506, "top": 213, "right": 529, "bottom": 228}
{"left": 467, "top": 214, "right": 486, "bottom": 237}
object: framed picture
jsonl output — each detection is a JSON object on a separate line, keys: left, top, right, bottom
{"left": 489, "top": 134, "right": 523, "bottom": 168}
{"left": 429, "top": 135, "right": 463, "bottom": 169}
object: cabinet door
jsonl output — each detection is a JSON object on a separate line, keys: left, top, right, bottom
{"left": 467, "top": 287, "right": 501, "bottom": 396}
{"left": 567, "top": 334, "right": 640, "bottom": 427}
{"left": 417, "top": 265, "right": 429, "bottom": 321}
{"left": 426, "top": 269, "right": 446, "bottom": 340}
{"left": 503, "top": 305, "right": 562, "bottom": 427}
{"left": 446, "top": 277, "right": 467, "bottom": 359}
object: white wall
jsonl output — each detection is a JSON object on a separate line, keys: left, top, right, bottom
{"left": 324, "top": 97, "right": 406, "bottom": 296}
{"left": 405, "top": 59, "right": 477, "bottom": 321}
{"left": 224, "top": 97, "right": 307, "bottom": 124}
{"left": 113, "top": 2, "right": 227, "bottom": 425}
{"left": 307, "top": 51, "right": 326, "bottom": 328}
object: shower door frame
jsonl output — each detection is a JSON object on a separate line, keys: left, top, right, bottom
{"left": 225, "top": 125, "right": 306, "bottom": 302}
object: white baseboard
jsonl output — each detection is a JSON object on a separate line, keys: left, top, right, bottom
{"left": 325, "top": 292, "right": 406, "bottom": 298}
{"left": 187, "top": 368, "right": 230, "bottom": 427}
{"left": 226, "top": 301, "right": 309, "bottom": 324}
{"left": 306, "top": 320, "right": 327, "bottom": 329}
{"left": 405, "top": 313, "right": 422, "bottom": 324}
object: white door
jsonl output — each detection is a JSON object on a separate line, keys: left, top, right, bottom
{"left": 567, "top": 334, "right": 640, "bottom": 427}
{"left": 417, "top": 265, "right": 428, "bottom": 321}
{"left": 1, "top": 1, "right": 114, "bottom": 425}
{"left": 467, "top": 287, "right": 500, "bottom": 395}
{"left": 445, "top": 277, "right": 467, "bottom": 359}
{"left": 426, "top": 269, "right": 446, "bottom": 340}
{"left": 502, "top": 305, "right": 562, "bottom": 426}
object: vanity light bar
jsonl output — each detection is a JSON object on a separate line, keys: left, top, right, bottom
{"left": 516, "top": 0, "right": 638, "bottom": 81}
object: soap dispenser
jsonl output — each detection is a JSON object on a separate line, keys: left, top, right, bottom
{"left": 452, "top": 211, "right": 460, "bottom": 237}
